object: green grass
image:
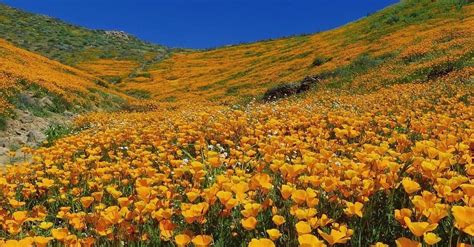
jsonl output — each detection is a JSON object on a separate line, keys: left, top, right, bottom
{"left": 0, "top": 113, "right": 7, "bottom": 131}
{"left": 323, "top": 52, "right": 395, "bottom": 88}
{"left": 44, "top": 123, "right": 73, "bottom": 146}
{"left": 161, "top": 96, "right": 177, "bottom": 102}
{"left": 4, "top": 81, "right": 71, "bottom": 117}
{"left": 311, "top": 56, "right": 332, "bottom": 67}
{"left": 0, "top": 4, "right": 167, "bottom": 65}
{"left": 344, "top": 0, "right": 470, "bottom": 44}
{"left": 125, "top": 89, "right": 152, "bottom": 99}
{"left": 100, "top": 76, "right": 122, "bottom": 85}
{"left": 87, "top": 88, "right": 127, "bottom": 111}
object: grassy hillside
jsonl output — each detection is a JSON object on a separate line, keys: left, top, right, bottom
{"left": 0, "top": 0, "right": 473, "bottom": 246}
{"left": 0, "top": 38, "right": 133, "bottom": 117}
{"left": 122, "top": 0, "right": 473, "bottom": 107}
{"left": 0, "top": 4, "right": 167, "bottom": 68}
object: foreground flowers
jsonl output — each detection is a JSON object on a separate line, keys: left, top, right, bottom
{"left": 0, "top": 80, "right": 472, "bottom": 246}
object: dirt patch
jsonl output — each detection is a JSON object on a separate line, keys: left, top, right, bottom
{"left": 0, "top": 109, "right": 72, "bottom": 166}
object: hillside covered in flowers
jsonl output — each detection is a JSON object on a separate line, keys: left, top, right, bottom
{"left": 0, "top": 0, "right": 473, "bottom": 246}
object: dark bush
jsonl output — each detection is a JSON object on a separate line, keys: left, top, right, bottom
{"left": 125, "top": 89, "right": 152, "bottom": 99}
{"left": 311, "top": 56, "right": 331, "bottom": 67}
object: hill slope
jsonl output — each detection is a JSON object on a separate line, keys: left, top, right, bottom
{"left": 0, "top": 3, "right": 168, "bottom": 77}
{"left": 0, "top": 36, "right": 141, "bottom": 161}
{"left": 121, "top": 0, "right": 473, "bottom": 107}
{"left": 0, "top": 0, "right": 473, "bottom": 246}
{"left": 0, "top": 37, "right": 138, "bottom": 135}
{"left": 0, "top": 37, "right": 131, "bottom": 110}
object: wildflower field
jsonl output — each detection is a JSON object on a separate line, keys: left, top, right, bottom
{"left": 0, "top": 0, "right": 473, "bottom": 246}
{"left": 1, "top": 77, "right": 473, "bottom": 246}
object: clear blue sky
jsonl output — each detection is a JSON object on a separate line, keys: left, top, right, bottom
{"left": 1, "top": 0, "right": 399, "bottom": 49}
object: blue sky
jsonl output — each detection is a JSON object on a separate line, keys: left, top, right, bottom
{"left": 1, "top": 0, "right": 399, "bottom": 49}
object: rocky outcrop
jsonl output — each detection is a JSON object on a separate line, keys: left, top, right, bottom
{"left": 263, "top": 75, "right": 321, "bottom": 101}
{"left": 0, "top": 109, "right": 72, "bottom": 166}
{"left": 104, "top": 30, "right": 132, "bottom": 40}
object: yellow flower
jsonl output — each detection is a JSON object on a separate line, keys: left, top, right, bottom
{"left": 344, "top": 202, "right": 363, "bottom": 218}
{"left": 38, "top": 221, "right": 53, "bottom": 230}
{"left": 423, "top": 232, "right": 441, "bottom": 245}
{"left": 241, "top": 217, "right": 258, "bottom": 231}
{"left": 372, "top": 243, "right": 389, "bottom": 247}
{"left": 12, "top": 211, "right": 28, "bottom": 224}
{"left": 272, "top": 215, "right": 286, "bottom": 226}
{"left": 136, "top": 186, "right": 152, "bottom": 202}
{"left": 216, "top": 191, "right": 233, "bottom": 204}
{"left": 51, "top": 228, "right": 69, "bottom": 241}
{"left": 394, "top": 208, "right": 412, "bottom": 226}
{"left": 34, "top": 236, "right": 53, "bottom": 247}
{"left": 80, "top": 196, "right": 95, "bottom": 208}
{"left": 298, "top": 234, "right": 326, "bottom": 247}
{"left": 248, "top": 238, "right": 275, "bottom": 247}
{"left": 460, "top": 184, "right": 474, "bottom": 197}
{"left": 241, "top": 203, "right": 261, "bottom": 218}
{"left": 281, "top": 184, "right": 294, "bottom": 200}
{"left": 296, "top": 221, "right": 312, "bottom": 235}
{"left": 266, "top": 228, "right": 282, "bottom": 241}
{"left": 317, "top": 227, "right": 351, "bottom": 245}
{"left": 186, "top": 191, "right": 200, "bottom": 203}
{"left": 404, "top": 217, "right": 438, "bottom": 237}
{"left": 401, "top": 178, "right": 421, "bottom": 194}
{"left": 175, "top": 234, "right": 191, "bottom": 247}
{"left": 395, "top": 237, "right": 421, "bottom": 247}
{"left": 292, "top": 189, "right": 307, "bottom": 205}
{"left": 192, "top": 235, "right": 213, "bottom": 247}
{"left": 452, "top": 206, "right": 474, "bottom": 236}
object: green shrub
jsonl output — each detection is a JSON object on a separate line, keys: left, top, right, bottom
{"left": 44, "top": 124, "right": 72, "bottom": 146}
{"left": 125, "top": 89, "right": 152, "bottom": 99}
{"left": 311, "top": 56, "right": 331, "bottom": 67}
{"left": 0, "top": 114, "right": 7, "bottom": 131}
{"left": 161, "top": 96, "right": 177, "bottom": 102}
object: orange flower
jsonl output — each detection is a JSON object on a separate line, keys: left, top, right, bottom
{"left": 395, "top": 208, "right": 412, "bottom": 226}
{"left": 186, "top": 191, "right": 200, "bottom": 203}
{"left": 159, "top": 220, "right": 175, "bottom": 240}
{"left": 292, "top": 190, "right": 307, "bottom": 205}
{"left": 296, "top": 221, "right": 312, "bottom": 235}
{"left": 344, "top": 202, "right": 363, "bottom": 217}
{"left": 423, "top": 232, "right": 441, "bottom": 245}
{"left": 281, "top": 184, "right": 294, "bottom": 200}
{"left": 175, "top": 234, "right": 191, "bottom": 247}
{"left": 136, "top": 186, "right": 152, "bottom": 202}
{"left": 208, "top": 156, "right": 220, "bottom": 168}
{"left": 216, "top": 191, "right": 233, "bottom": 204}
{"left": 317, "top": 226, "right": 352, "bottom": 245}
{"left": 272, "top": 215, "right": 286, "bottom": 226}
{"left": 241, "top": 203, "right": 261, "bottom": 218}
{"left": 91, "top": 191, "right": 104, "bottom": 202}
{"left": 395, "top": 237, "right": 421, "bottom": 247}
{"left": 266, "top": 229, "right": 282, "bottom": 241}
{"left": 34, "top": 236, "right": 53, "bottom": 247}
{"left": 401, "top": 178, "right": 421, "bottom": 194}
{"left": 80, "top": 196, "right": 94, "bottom": 208}
{"left": 403, "top": 217, "right": 438, "bottom": 237}
{"left": 51, "top": 228, "right": 69, "bottom": 241}
{"left": 460, "top": 184, "right": 474, "bottom": 197}
{"left": 192, "top": 235, "right": 213, "bottom": 247}
{"left": 12, "top": 211, "right": 28, "bottom": 224}
{"left": 248, "top": 238, "right": 275, "bottom": 247}
{"left": 452, "top": 206, "right": 474, "bottom": 236}
{"left": 241, "top": 217, "right": 258, "bottom": 230}
{"left": 253, "top": 173, "right": 273, "bottom": 191}
{"left": 298, "top": 234, "right": 326, "bottom": 247}
{"left": 38, "top": 221, "right": 53, "bottom": 230}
